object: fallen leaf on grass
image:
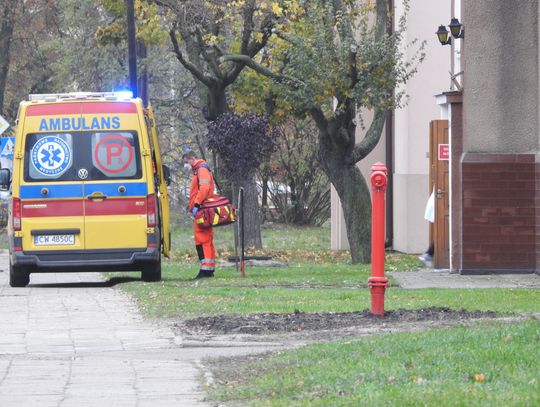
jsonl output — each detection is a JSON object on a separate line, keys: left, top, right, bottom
{"left": 473, "top": 373, "right": 485, "bottom": 382}
{"left": 412, "top": 375, "right": 426, "bottom": 384}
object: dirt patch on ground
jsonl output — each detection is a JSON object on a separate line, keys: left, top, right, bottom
{"left": 181, "top": 308, "right": 532, "bottom": 403}
{"left": 176, "top": 307, "right": 501, "bottom": 337}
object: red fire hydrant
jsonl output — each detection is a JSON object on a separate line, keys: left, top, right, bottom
{"left": 368, "top": 162, "right": 389, "bottom": 317}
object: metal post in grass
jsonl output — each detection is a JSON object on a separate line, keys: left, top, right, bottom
{"left": 368, "top": 163, "right": 389, "bottom": 317}
{"left": 238, "top": 187, "right": 245, "bottom": 277}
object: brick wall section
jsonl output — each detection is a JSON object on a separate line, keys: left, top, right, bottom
{"left": 461, "top": 153, "right": 537, "bottom": 273}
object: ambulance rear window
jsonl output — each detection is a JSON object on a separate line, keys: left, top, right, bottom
{"left": 24, "top": 132, "right": 142, "bottom": 182}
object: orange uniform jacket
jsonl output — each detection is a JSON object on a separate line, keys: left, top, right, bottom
{"left": 189, "top": 159, "right": 215, "bottom": 211}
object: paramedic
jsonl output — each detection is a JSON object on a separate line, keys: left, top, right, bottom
{"left": 183, "top": 148, "right": 216, "bottom": 278}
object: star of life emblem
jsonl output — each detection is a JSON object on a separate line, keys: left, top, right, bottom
{"left": 31, "top": 136, "right": 71, "bottom": 176}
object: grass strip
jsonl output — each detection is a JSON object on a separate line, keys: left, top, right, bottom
{"left": 110, "top": 264, "right": 540, "bottom": 318}
{"left": 208, "top": 319, "right": 540, "bottom": 406}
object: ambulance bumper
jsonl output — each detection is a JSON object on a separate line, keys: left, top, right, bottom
{"left": 12, "top": 248, "right": 159, "bottom": 271}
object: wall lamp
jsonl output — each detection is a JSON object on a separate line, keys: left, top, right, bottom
{"left": 436, "top": 18, "right": 464, "bottom": 46}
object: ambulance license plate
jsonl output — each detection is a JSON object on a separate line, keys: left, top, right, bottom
{"left": 34, "top": 235, "right": 75, "bottom": 246}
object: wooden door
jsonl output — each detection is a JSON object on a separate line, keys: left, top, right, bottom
{"left": 429, "top": 120, "right": 450, "bottom": 268}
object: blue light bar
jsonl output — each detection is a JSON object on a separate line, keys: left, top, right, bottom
{"left": 114, "top": 91, "right": 134, "bottom": 99}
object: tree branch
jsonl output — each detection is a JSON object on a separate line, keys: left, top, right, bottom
{"left": 309, "top": 106, "right": 328, "bottom": 131}
{"left": 240, "top": 0, "right": 256, "bottom": 54}
{"left": 169, "top": 30, "right": 213, "bottom": 87}
{"left": 223, "top": 62, "right": 244, "bottom": 87}
{"left": 348, "top": 109, "right": 387, "bottom": 164}
{"left": 272, "top": 28, "right": 304, "bottom": 48}
{"left": 247, "top": 14, "right": 275, "bottom": 57}
{"left": 195, "top": 26, "right": 224, "bottom": 80}
{"left": 349, "top": 45, "right": 358, "bottom": 87}
{"left": 220, "top": 54, "right": 305, "bottom": 88}
{"left": 224, "top": 11, "right": 275, "bottom": 86}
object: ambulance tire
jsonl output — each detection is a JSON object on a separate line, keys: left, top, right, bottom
{"left": 9, "top": 263, "right": 30, "bottom": 287}
{"left": 141, "top": 260, "right": 161, "bottom": 282}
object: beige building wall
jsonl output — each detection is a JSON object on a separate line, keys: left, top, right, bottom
{"left": 393, "top": 0, "right": 453, "bottom": 253}
{"left": 331, "top": 0, "right": 452, "bottom": 253}
{"left": 463, "top": 0, "right": 538, "bottom": 153}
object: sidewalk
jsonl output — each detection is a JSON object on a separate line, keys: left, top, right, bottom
{"left": 388, "top": 270, "right": 540, "bottom": 289}
{"left": 0, "top": 252, "right": 284, "bottom": 407}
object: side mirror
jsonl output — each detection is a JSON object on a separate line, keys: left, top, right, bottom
{"left": 162, "top": 164, "right": 171, "bottom": 186}
{"left": 0, "top": 168, "right": 11, "bottom": 190}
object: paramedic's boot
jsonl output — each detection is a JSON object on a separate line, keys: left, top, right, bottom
{"left": 193, "top": 270, "right": 214, "bottom": 279}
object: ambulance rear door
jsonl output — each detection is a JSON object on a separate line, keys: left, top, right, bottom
{"left": 81, "top": 102, "right": 148, "bottom": 250}
{"left": 19, "top": 104, "right": 85, "bottom": 252}
{"left": 145, "top": 106, "right": 170, "bottom": 257}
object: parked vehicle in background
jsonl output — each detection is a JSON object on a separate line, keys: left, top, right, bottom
{"left": 0, "top": 92, "right": 171, "bottom": 287}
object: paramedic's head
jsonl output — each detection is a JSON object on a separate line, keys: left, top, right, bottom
{"left": 182, "top": 148, "right": 197, "bottom": 167}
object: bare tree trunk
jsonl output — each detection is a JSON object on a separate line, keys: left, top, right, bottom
{"left": 317, "top": 127, "right": 372, "bottom": 264}
{"left": 0, "top": 0, "right": 19, "bottom": 115}
{"left": 326, "top": 162, "right": 371, "bottom": 264}
{"left": 205, "top": 84, "right": 228, "bottom": 121}
{"left": 233, "top": 173, "right": 262, "bottom": 249}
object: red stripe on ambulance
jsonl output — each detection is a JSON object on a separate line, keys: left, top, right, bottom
{"left": 27, "top": 104, "right": 81, "bottom": 116}
{"left": 22, "top": 200, "right": 83, "bottom": 217}
{"left": 26, "top": 102, "right": 137, "bottom": 116}
{"left": 21, "top": 198, "right": 146, "bottom": 217}
{"left": 81, "top": 102, "right": 137, "bottom": 114}
{"left": 84, "top": 198, "right": 147, "bottom": 216}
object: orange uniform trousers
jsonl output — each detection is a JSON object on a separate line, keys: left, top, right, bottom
{"left": 194, "top": 222, "right": 215, "bottom": 272}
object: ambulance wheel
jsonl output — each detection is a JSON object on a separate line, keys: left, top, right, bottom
{"left": 9, "top": 263, "right": 30, "bottom": 287}
{"left": 141, "top": 260, "right": 161, "bottom": 282}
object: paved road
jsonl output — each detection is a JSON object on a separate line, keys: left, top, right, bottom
{"left": 0, "top": 252, "right": 281, "bottom": 407}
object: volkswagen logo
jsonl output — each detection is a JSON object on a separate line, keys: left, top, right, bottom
{"left": 78, "top": 168, "right": 89, "bottom": 180}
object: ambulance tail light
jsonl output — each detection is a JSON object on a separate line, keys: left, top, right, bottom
{"left": 13, "top": 197, "right": 21, "bottom": 231}
{"left": 147, "top": 193, "right": 157, "bottom": 227}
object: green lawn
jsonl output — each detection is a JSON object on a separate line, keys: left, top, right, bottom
{"left": 209, "top": 319, "right": 540, "bottom": 406}
{"left": 112, "top": 262, "right": 540, "bottom": 318}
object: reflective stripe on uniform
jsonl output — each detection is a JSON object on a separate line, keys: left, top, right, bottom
{"left": 199, "top": 179, "right": 210, "bottom": 184}
{"left": 200, "top": 258, "right": 215, "bottom": 264}
{"left": 200, "top": 265, "right": 215, "bottom": 271}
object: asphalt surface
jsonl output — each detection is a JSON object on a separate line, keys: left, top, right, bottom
{"left": 0, "top": 252, "right": 281, "bottom": 407}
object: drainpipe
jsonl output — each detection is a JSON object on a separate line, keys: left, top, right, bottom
{"left": 385, "top": 111, "right": 393, "bottom": 248}
{"left": 385, "top": 0, "right": 394, "bottom": 248}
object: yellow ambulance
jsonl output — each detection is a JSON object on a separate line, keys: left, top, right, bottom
{"left": 0, "top": 92, "right": 170, "bottom": 287}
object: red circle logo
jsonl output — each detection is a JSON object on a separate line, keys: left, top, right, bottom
{"left": 94, "top": 135, "right": 134, "bottom": 174}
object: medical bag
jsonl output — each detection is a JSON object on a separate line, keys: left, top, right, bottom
{"left": 195, "top": 195, "right": 237, "bottom": 228}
